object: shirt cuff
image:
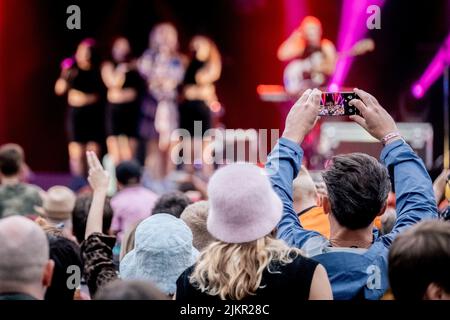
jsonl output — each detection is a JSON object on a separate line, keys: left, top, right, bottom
{"left": 278, "top": 137, "right": 304, "bottom": 156}
{"left": 380, "top": 138, "right": 406, "bottom": 164}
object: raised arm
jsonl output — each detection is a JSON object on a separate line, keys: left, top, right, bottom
{"left": 81, "top": 151, "right": 118, "bottom": 297}
{"left": 379, "top": 140, "right": 437, "bottom": 245}
{"left": 349, "top": 88, "right": 438, "bottom": 246}
{"left": 266, "top": 89, "right": 324, "bottom": 248}
{"left": 55, "top": 59, "right": 74, "bottom": 96}
{"left": 85, "top": 151, "right": 110, "bottom": 239}
{"left": 277, "top": 29, "right": 306, "bottom": 61}
{"left": 433, "top": 169, "right": 449, "bottom": 204}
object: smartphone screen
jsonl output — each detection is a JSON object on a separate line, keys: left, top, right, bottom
{"left": 319, "top": 92, "right": 361, "bottom": 116}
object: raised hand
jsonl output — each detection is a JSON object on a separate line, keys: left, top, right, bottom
{"left": 349, "top": 88, "right": 399, "bottom": 142}
{"left": 86, "top": 151, "right": 109, "bottom": 193}
{"left": 282, "top": 88, "right": 321, "bottom": 144}
{"left": 433, "top": 168, "right": 450, "bottom": 203}
{"left": 85, "top": 151, "right": 109, "bottom": 239}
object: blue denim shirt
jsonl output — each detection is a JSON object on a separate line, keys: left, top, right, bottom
{"left": 266, "top": 137, "right": 438, "bottom": 300}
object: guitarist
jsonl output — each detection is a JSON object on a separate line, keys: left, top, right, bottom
{"left": 277, "top": 16, "right": 337, "bottom": 168}
{"left": 278, "top": 16, "right": 337, "bottom": 92}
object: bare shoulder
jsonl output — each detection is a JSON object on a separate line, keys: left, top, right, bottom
{"left": 321, "top": 39, "right": 336, "bottom": 51}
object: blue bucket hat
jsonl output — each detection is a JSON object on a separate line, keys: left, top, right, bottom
{"left": 119, "top": 214, "right": 199, "bottom": 295}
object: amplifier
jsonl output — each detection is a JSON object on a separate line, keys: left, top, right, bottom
{"left": 319, "top": 122, "right": 434, "bottom": 169}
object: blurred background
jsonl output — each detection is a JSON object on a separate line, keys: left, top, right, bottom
{"left": 0, "top": 0, "right": 449, "bottom": 174}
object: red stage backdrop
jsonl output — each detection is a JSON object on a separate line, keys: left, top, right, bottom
{"left": 0, "top": 0, "right": 448, "bottom": 172}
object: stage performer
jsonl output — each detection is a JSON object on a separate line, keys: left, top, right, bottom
{"left": 55, "top": 39, "right": 105, "bottom": 177}
{"left": 102, "top": 37, "right": 144, "bottom": 164}
{"left": 179, "top": 36, "right": 222, "bottom": 176}
{"left": 278, "top": 16, "right": 337, "bottom": 94}
{"left": 278, "top": 17, "right": 337, "bottom": 168}
{"left": 138, "top": 23, "right": 186, "bottom": 178}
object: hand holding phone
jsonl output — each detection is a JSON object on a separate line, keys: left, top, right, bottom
{"left": 349, "top": 88, "right": 398, "bottom": 141}
{"left": 319, "top": 92, "right": 361, "bottom": 116}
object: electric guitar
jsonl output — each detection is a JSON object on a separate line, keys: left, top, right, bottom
{"left": 283, "top": 38, "right": 375, "bottom": 94}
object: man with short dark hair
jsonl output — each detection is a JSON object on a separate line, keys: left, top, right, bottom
{"left": 388, "top": 220, "right": 450, "bottom": 300}
{"left": 151, "top": 191, "right": 191, "bottom": 218}
{"left": 72, "top": 194, "right": 113, "bottom": 244}
{"left": 266, "top": 88, "right": 437, "bottom": 299}
{"left": 45, "top": 235, "right": 83, "bottom": 300}
{"left": 0, "top": 144, "right": 43, "bottom": 218}
{"left": 322, "top": 152, "right": 390, "bottom": 231}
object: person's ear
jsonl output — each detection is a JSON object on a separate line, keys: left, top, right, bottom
{"left": 316, "top": 195, "right": 322, "bottom": 207}
{"left": 423, "top": 283, "right": 450, "bottom": 300}
{"left": 322, "top": 196, "right": 331, "bottom": 215}
{"left": 377, "top": 202, "right": 388, "bottom": 217}
{"left": 42, "top": 259, "right": 55, "bottom": 288}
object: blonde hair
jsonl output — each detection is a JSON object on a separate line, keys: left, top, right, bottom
{"left": 189, "top": 236, "right": 302, "bottom": 300}
{"left": 119, "top": 221, "right": 140, "bottom": 261}
{"left": 180, "top": 201, "right": 215, "bottom": 251}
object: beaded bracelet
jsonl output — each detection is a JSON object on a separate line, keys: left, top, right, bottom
{"left": 381, "top": 131, "right": 401, "bottom": 145}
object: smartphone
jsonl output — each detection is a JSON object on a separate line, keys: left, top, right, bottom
{"left": 319, "top": 92, "right": 361, "bottom": 116}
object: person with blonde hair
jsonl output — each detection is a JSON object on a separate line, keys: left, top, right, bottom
{"left": 180, "top": 201, "right": 215, "bottom": 251}
{"left": 138, "top": 23, "right": 186, "bottom": 178}
{"left": 119, "top": 221, "right": 139, "bottom": 261}
{"left": 175, "top": 163, "right": 332, "bottom": 301}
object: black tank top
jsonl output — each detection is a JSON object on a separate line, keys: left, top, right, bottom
{"left": 183, "top": 57, "right": 205, "bottom": 85}
{"left": 300, "top": 43, "right": 324, "bottom": 60}
{"left": 68, "top": 66, "right": 103, "bottom": 94}
{"left": 176, "top": 254, "right": 319, "bottom": 302}
{"left": 122, "top": 69, "right": 143, "bottom": 90}
{"left": 109, "top": 62, "right": 144, "bottom": 90}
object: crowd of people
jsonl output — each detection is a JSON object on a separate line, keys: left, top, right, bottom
{"left": 0, "top": 84, "right": 449, "bottom": 301}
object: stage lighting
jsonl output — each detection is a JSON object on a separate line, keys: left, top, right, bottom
{"left": 411, "top": 83, "right": 424, "bottom": 99}
{"left": 329, "top": 0, "right": 384, "bottom": 89}
{"left": 328, "top": 83, "right": 340, "bottom": 92}
{"left": 411, "top": 33, "right": 450, "bottom": 99}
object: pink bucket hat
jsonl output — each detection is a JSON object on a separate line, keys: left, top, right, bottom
{"left": 207, "top": 163, "right": 283, "bottom": 243}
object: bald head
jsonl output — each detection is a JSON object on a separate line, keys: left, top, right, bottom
{"left": 0, "top": 216, "right": 50, "bottom": 293}
{"left": 293, "top": 167, "right": 319, "bottom": 213}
